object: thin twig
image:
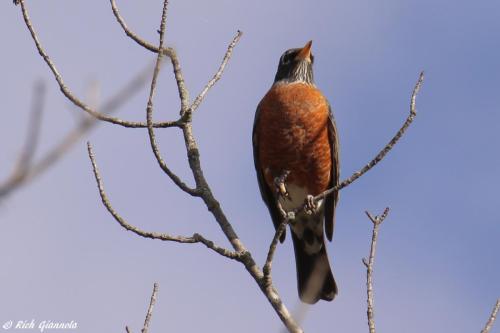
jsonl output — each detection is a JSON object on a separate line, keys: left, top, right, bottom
{"left": 110, "top": 0, "right": 242, "bottom": 116}
{"left": 189, "top": 31, "right": 243, "bottom": 114}
{"left": 110, "top": 0, "right": 159, "bottom": 53}
{"left": 86, "top": 142, "right": 240, "bottom": 260}
{"left": 263, "top": 172, "right": 294, "bottom": 285}
{"left": 0, "top": 81, "right": 45, "bottom": 198}
{"left": 481, "top": 299, "right": 500, "bottom": 333}
{"left": 109, "top": 0, "right": 191, "bottom": 114}
{"left": 363, "top": 207, "right": 390, "bottom": 333}
{"left": 141, "top": 283, "right": 159, "bottom": 333}
{"left": 166, "top": 48, "right": 191, "bottom": 114}
{"left": 0, "top": 63, "right": 152, "bottom": 201}
{"left": 293, "top": 72, "right": 424, "bottom": 216}
{"left": 17, "top": 0, "right": 178, "bottom": 129}
{"left": 262, "top": 221, "right": 287, "bottom": 287}
{"left": 144, "top": 0, "right": 198, "bottom": 196}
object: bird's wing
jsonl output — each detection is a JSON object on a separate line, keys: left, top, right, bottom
{"left": 324, "top": 103, "right": 340, "bottom": 241}
{"left": 252, "top": 103, "right": 286, "bottom": 242}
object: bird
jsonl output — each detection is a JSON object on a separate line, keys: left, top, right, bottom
{"left": 252, "top": 40, "right": 340, "bottom": 304}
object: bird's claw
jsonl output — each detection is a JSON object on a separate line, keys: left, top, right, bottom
{"left": 304, "top": 195, "right": 317, "bottom": 215}
{"left": 274, "top": 170, "right": 291, "bottom": 201}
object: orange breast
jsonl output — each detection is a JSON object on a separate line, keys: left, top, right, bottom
{"left": 256, "top": 82, "right": 331, "bottom": 196}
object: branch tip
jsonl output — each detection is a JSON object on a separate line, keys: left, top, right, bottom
{"left": 287, "top": 72, "right": 423, "bottom": 217}
{"left": 141, "top": 283, "right": 159, "bottom": 333}
{"left": 481, "top": 298, "right": 500, "bottom": 333}
{"left": 364, "top": 206, "right": 390, "bottom": 333}
{"left": 189, "top": 29, "right": 244, "bottom": 114}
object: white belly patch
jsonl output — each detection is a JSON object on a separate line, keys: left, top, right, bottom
{"left": 278, "top": 184, "right": 324, "bottom": 212}
{"left": 279, "top": 184, "right": 325, "bottom": 255}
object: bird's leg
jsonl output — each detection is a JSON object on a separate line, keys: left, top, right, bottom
{"left": 304, "top": 194, "right": 317, "bottom": 215}
{"left": 274, "top": 170, "right": 291, "bottom": 201}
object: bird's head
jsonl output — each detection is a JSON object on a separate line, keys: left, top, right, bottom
{"left": 274, "top": 40, "right": 314, "bottom": 85}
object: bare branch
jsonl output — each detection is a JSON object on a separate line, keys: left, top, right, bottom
{"left": 191, "top": 233, "right": 243, "bottom": 260}
{"left": 0, "top": 81, "right": 45, "bottom": 198}
{"left": 263, "top": 172, "right": 294, "bottom": 285}
{"left": 125, "top": 283, "right": 159, "bottom": 333}
{"left": 293, "top": 72, "right": 424, "bottom": 216}
{"left": 0, "top": 63, "right": 152, "bottom": 201}
{"left": 16, "top": 80, "right": 45, "bottom": 172}
{"left": 98, "top": 64, "right": 152, "bottom": 116}
{"left": 165, "top": 48, "right": 190, "bottom": 114}
{"left": 263, "top": 221, "right": 287, "bottom": 287}
{"left": 364, "top": 207, "right": 390, "bottom": 333}
{"left": 141, "top": 283, "right": 159, "bottom": 333}
{"left": 481, "top": 299, "right": 500, "bottom": 333}
{"left": 111, "top": 0, "right": 242, "bottom": 116}
{"left": 87, "top": 142, "right": 193, "bottom": 243}
{"left": 189, "top": 31, "right": 243, "bottom": 113}
{"left": 86, "top": 142, "right": 240, "bottom": 260}
{"left": 92, "top": 1, "right": 299, "bottom": 330}
{"left": 365, "top": 207, "right": 390, "bottom": 226}
{"left": 110, "top": 0, "right": 160, "bottom": 53}
{"left": 16, "top": 0, "right": 179, "bottom": 129}
{"left": 144, "top": 0, "right": 198, "bottom": 196}
{"left": 146, "top": 116, "right": 197, "bottom": 194}
{"left": 109, "top": 0, "right": 190, "bottom": 113}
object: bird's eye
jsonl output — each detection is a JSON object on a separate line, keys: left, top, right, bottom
{"left": 281, "top": 51, "right": 294, "bottom": 65}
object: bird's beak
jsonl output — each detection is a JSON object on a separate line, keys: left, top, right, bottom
{"left": 296, "top": 40, "right": 313, "bottom": 61}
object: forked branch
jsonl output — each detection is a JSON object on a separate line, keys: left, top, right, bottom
{"left": 363, "top": 208, "right": 390, "bottom": 333}
{"left": 16, "top": 0, "right": 179, "bottom": 129}
{"left": 263, "top": 73, "right": 423, "bottom": 299}
{"left": 87, "top": 143, "right": 241, "bottom": 261}
{"left": 291, "top": 72, "right": 424, "bottom": 217}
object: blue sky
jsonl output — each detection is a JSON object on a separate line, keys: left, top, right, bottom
{"left": 1, "top": 1, "right": 499, "bottom": 332}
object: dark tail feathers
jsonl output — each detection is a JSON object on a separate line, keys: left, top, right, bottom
{"left": 291, "top": 231, "right": 337, "bottom": 304}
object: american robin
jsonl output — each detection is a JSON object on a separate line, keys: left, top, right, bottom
{"left": 253, "top": 40, "right": 340, "bottom": 304}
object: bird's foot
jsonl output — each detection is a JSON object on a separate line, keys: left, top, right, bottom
{"left": 304, "top": 195, "right": 317, "bottom": 215}
{"left": 274, "top": 170, "right": 291, "bottom": 201}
